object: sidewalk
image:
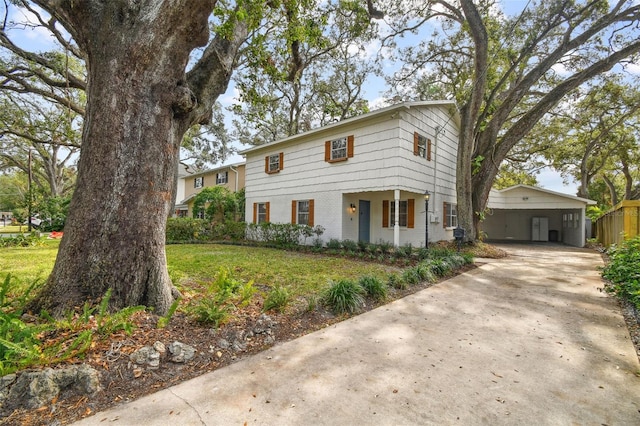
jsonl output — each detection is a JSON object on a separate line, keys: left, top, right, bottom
{"left": 74, "top": 244, "right": 640, "bottom": 425}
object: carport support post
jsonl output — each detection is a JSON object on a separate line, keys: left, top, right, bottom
{"left": 393, "top": 189, "right": 400, "bottom": 247}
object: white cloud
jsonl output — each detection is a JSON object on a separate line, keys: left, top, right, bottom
{"left": 7, "top": 4, "right": 58, "bottom": 49}
{"left": 218, "top": 86, "right": 241, "bottom": 108}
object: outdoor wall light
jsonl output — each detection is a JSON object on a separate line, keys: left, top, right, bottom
{"left": 350, "top": 203, "right": 357, "bottom": 213}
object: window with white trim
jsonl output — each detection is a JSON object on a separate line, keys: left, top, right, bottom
{"left": 216, "top": 172, "right": 228, "bottom": 184}
{"left": 257, "top": 203, "right": 268, "bottom": 224}
{"left": 194, "top": 176, "right": 204, "bottom": 188}
{"left": 330, "top": 137, "right": 347, "bottom": 160}
{"left": 269, "top": 154, "right": 280, "bottom": 172}
{"left": 413, "top": 132, "right": 432, "bottom": 160}
{"left": 417, "top": 135, "right": 427, "bottom": 158}
{"left": 390, "top": 200, "right": 409, "bottom": 227}
{"left": 297, "top": 200, "right": 310, "bottom": 225}
{"left": 443, "top": 202, "right": 458, "bottom": 228}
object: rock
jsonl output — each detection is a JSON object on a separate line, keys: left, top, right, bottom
{"left": 232, "top": 340, "right": 246, "bottom": 352}
{"left": 217, "top": 338, "right": 230, "bottom": 349}
{"left": 1, "top": 365, "right": 100, "bottom": 411}
{"left": 129, "top": 345, "right": 163, "bottom": 369}
{"left": 168, "top": 341, "right": 196, "bottom": 363}
{"left": 0, "top": 374, "right": 16, "bottom": 405}
{"left": 253, "top": 314, "right": 274, "bottom": 334}
{"left": 153, "top": 341, "right": 166, "bottom": 354}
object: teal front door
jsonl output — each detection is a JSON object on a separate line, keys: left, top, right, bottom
{"left": 358, "top": 200, "right": 370, "bottom": 243}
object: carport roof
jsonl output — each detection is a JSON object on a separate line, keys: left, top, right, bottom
{"left": 488, "top": 184, "right": 596, "bottom": 210}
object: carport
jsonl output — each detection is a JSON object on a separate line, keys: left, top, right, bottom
{"left": 482, "top": 185, "right": 596, "bottom": 247}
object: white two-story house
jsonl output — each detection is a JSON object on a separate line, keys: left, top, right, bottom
{"left": 241, "top": 101, "right": 461, "bottom": 247}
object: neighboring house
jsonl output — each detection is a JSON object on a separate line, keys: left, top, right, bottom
{"left": 172, "top": 164, "right": 190, "bottom": 217}
{"left": 174, "top": 162, "right": 246, "bottom": 217}
{"left": 240, "top": 101, "right": 461, "bottom": 247}
{"left": 483, "top": 185, "right": 596, "bottom": 247}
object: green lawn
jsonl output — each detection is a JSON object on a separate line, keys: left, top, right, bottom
{"left": 0, "top": 241, "right": 396, "bottom": 299}
{"left": 0, "top": 225, "right": 32, "bottom": 234}
{"left": 166, "top": 244, "right": 397, "bottom": 298}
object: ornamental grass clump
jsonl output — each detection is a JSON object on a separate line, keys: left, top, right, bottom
{"left": 359, "top": 275, "right": 387, "bottom": 301}
{"left": 323, "top": 279, "right": 365, "bottom": 314}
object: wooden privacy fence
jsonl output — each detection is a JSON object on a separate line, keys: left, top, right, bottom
{"left": 595, "top": 200, "right": 640, "bottom": 247}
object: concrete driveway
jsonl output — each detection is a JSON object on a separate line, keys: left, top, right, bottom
{"left": 74, "top": 244, "right": 640, "bottom": 425}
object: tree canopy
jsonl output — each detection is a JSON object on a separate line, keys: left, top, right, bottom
{"left": 385, "top": 0, "right": 640, "bottom": 238}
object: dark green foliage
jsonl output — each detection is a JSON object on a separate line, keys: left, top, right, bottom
{"left": 192, "top": 186, "right": 239, "bottom": 221}
{"left": 395, "top": 243, "right": 413, "bottom": 258}
{"left": 602, "top": 236, "right": 640, "bottom": 310}
{"left": 166, "top": 217, "right": 209, "bottom": 242}
{"left": 190, "top": 298, "right": 232, "bottom": 327}
{"left": 323, "top": 279, "right": 365, "bottom": 314}
{"left": 33, "top": 195, "right": 71, "bottom": 232}
{"left": 326, "top": 238, "right": 342, "bottom": 250}
{"left": 246, "top": 223, "right": 318, "bottom": 248}
{"left": 359, "top": 275, "right": 387, "bottom": 301}
{"left": 427, "top": 258, "right": 452, "bottom": 276}
{"left": 263, "top": 285, "right": 291, "bottom": 313}
{"left": 0, "top": 277, "right": 142, "bottom": 375}
{"left": 402, "top": 267, "right": 421, "bottom": 285}
{"left": 167, "top": 218, "right": 247, "bottom": 243}
{"left": 377, "top": 240, "right": 393, "bottom": 254}
{"left": 341, "top": 239, "right": 358, "bottom": 251}
{"left": 0, "top": 274, "right": 45, "bottom": 374}
{"left": 415, "top": 262, "right": 437, "bottom": 283}
{"left": 187, "top": 267, "right": 256, "bottom": 327}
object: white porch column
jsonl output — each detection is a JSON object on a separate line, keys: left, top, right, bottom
{"left": 394, "top": 189, "right": 400, "bottom": 247}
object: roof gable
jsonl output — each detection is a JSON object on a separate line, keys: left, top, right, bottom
{"left": 488, "top": 184, "right": 596, "bottom": 209}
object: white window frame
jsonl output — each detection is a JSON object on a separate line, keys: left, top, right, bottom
{"left": 194, "top": 176, "right": 204, "bottom": 189}
{"left": 390, "top": 200, "right": 408, "bottom": 227}
{"left": 216, "top": 172, "right": 228, "bottom": 185}
{"left": 444, "top": 202, "right": 458, "bottom": 228}
{"left": 257, "top": 203, "right": 268, "bottom": 224}
{"left": 330, "top": 137, "right": 347, "bottom": 161}
{"left": 417, "top": 134, "right": 428, "bottom": 158}
{"left": 268, "top": 154, "right": 280, "bottom": 172}
{"left": 297, "top": 200, "right": 310, "bottom": 225}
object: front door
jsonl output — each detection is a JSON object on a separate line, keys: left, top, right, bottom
{"left": 358, "top": 200, "right": 370, "bottom": 243}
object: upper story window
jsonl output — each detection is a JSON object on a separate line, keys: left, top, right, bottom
{"left": 194, "top": 176, "right": 204, "bottom": 188}
{"left": 216, "top": 171, "right": 228, "bottom": 185}
{"left": 265, "top": 153, "right": 283, "bottom": 174}
{"left": 325, "top": 135, "right": 354, "bottom": 163}
{"left": 413, "top": 132, "right": 432, "bottom": 161}
{"left": 443, "top": 202, "right": 458, "bottom": 228}
{"left": 331, "top": 137, "right": 347, "bottom": 160}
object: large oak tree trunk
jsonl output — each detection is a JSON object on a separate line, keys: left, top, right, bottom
{"left": 30, "top": 2, "right": 213, "bottom": 316}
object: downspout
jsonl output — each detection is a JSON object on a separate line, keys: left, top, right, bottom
{"left": 229, "top": 165, "right": 240, "bottom": 220}
{"left": 432, "top": 125, "right": 444, "bottom": 226}
{"left": 230, "top": 165, "right": 239, "bottom": 192}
